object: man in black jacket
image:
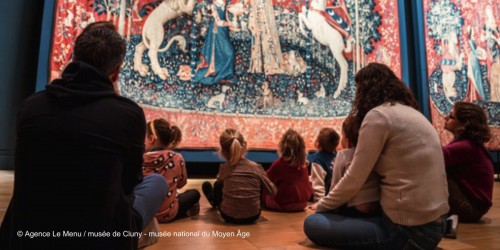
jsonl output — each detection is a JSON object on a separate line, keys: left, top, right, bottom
{"left": 0, "top": 21, "right": 167, "bottom": 250}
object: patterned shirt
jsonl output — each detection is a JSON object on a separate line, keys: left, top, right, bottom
{"left": 143, "top": 149, "right": 187, "bottom": 223}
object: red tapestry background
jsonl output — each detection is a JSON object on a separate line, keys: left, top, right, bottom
{"left": 50, "top": 0, "right": 402, "bottom": 150}
{"left": 423, "top": 0, "right": 499, "bottom": 150}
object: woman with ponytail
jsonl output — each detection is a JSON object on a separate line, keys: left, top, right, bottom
{"left": 202, "top": 128, "right": 277, "bottom": 224}
{"left": 143, "top": 118, "right": 200, "bottom": 223}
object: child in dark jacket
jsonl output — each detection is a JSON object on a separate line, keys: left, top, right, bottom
{"left": 314, "top": 115, "right": 380, "bottom": 216}
{"left": 310, "top": 127, "right": 340, "bottom": 202}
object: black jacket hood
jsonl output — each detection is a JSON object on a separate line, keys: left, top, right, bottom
{"left": 46, "top": 61, "right": 117, "bottom": 104}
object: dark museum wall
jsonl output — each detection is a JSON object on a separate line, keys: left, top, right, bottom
{"left": 0, "top": 1, "right": 45, "bottom": 169}
{"left": 0, "top": 0, "right": 498, "bottom": 171}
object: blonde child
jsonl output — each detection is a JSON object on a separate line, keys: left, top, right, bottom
{"left": 202, "top": 129, "right": 277, "bottom": 224}
{"left": 142, "top": 119, "right": 200, "bottom": 223}
{"left": 263, "top": 129, "right": 312, "bottom": 211}
{"left": 310, "top": 128, "right": 340, "bottom": 202}
{"left": 315, "top": 115, "right": 380, "bottom": 215}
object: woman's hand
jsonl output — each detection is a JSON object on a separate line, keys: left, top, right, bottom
{"left": 308, "top": 203, "right": 317, "bottom": 210}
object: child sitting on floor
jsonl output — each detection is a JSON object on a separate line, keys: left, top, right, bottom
{"left": 314, "top": 115, "right": 380, "bottom": 216}
{"left": 310, "top": 127, "right": 340, "bottom": 202}
{"left": 202, "top": 128, "right": 277, "bottom": 224}
{"left": 142, "top": 119, "right": 200, "bottom": 223}
{"left": 263, "top": 129, "right": 312, "bottom": 211}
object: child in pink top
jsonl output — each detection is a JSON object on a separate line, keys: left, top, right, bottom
{"left": 142, "top": 119, "right": 200, "bottom": 223}
{"left": 263, "top": 129, "right": 312, "bottom": 211}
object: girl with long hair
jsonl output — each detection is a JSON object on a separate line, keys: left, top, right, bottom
{"left": 263, "top": 129, "right": 312, "bottom": 211}
{"left": 443, "top": 102, "right": 494, "bottom": 223}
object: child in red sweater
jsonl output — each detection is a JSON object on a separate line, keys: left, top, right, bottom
{"left": 443, "top": 102, "right": 494, "bottom": 223}
{"left": 263, "top": 129, "right": 312, "bottom": 211}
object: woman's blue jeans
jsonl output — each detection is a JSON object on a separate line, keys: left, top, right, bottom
{"left": 132, "top": 174, "right": 168, "bottom": 229}
{"left": 304, "top": 212, "right": 445, "bottom": 250}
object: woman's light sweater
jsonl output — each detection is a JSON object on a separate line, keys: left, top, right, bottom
{"left": 316, "top": 103, "right": 450, "bottom": 226}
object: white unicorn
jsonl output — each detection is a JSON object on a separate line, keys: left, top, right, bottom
{"left": 298, "top": 0, "right": 352, "bottom": 98}
{"left": 133, "top": 0, "right": 196, "bottom": 80}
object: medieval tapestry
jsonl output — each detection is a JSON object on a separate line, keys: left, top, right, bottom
{"left": 50, "top": 0, "right": 402, "bottom": 149}
{"left": 424, "top": 0, "right": 499, "bottom": 150}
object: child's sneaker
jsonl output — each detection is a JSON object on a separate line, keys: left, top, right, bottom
{"left": 444, "top": 214, "right": 459, "bottom": 239}
{"left": 202, "top": 181, "right": 216, "bottom": 208}
{"left": 187, "top": 202, "right": 200, "bottom": 217}
{"left": 138, "top": 218, "right": 159, "bottom": 249}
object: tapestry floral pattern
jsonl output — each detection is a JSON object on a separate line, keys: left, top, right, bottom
{"left": 424, "top": 0, "right": 499, "bottom": 150}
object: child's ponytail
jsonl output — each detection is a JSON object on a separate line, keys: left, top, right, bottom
{"left": 147, "top": 118, "right": 183, "bottom": 149}
{"left": 219, "top": 129, "right": 247, "bottom": 166}
{"left": 169, "top": 125, "right": 183, "bottom": 149}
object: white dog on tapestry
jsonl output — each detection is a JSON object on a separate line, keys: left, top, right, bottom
{"left": 207, "top": 86, "right": 230, "bottom": 109}
{"left": 133, "top": 0, "right": 196, "bottom": 80}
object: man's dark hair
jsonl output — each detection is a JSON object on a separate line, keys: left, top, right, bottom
{"left": 73, "top": 21, "right": 126, "bottom": 76}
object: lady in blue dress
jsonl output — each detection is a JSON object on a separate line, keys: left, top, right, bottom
{"left": 193, "top": 0, "right": 237, "bottom": 85}
{"left": 466, "top": 26, "right": 487, "bottom": 101}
